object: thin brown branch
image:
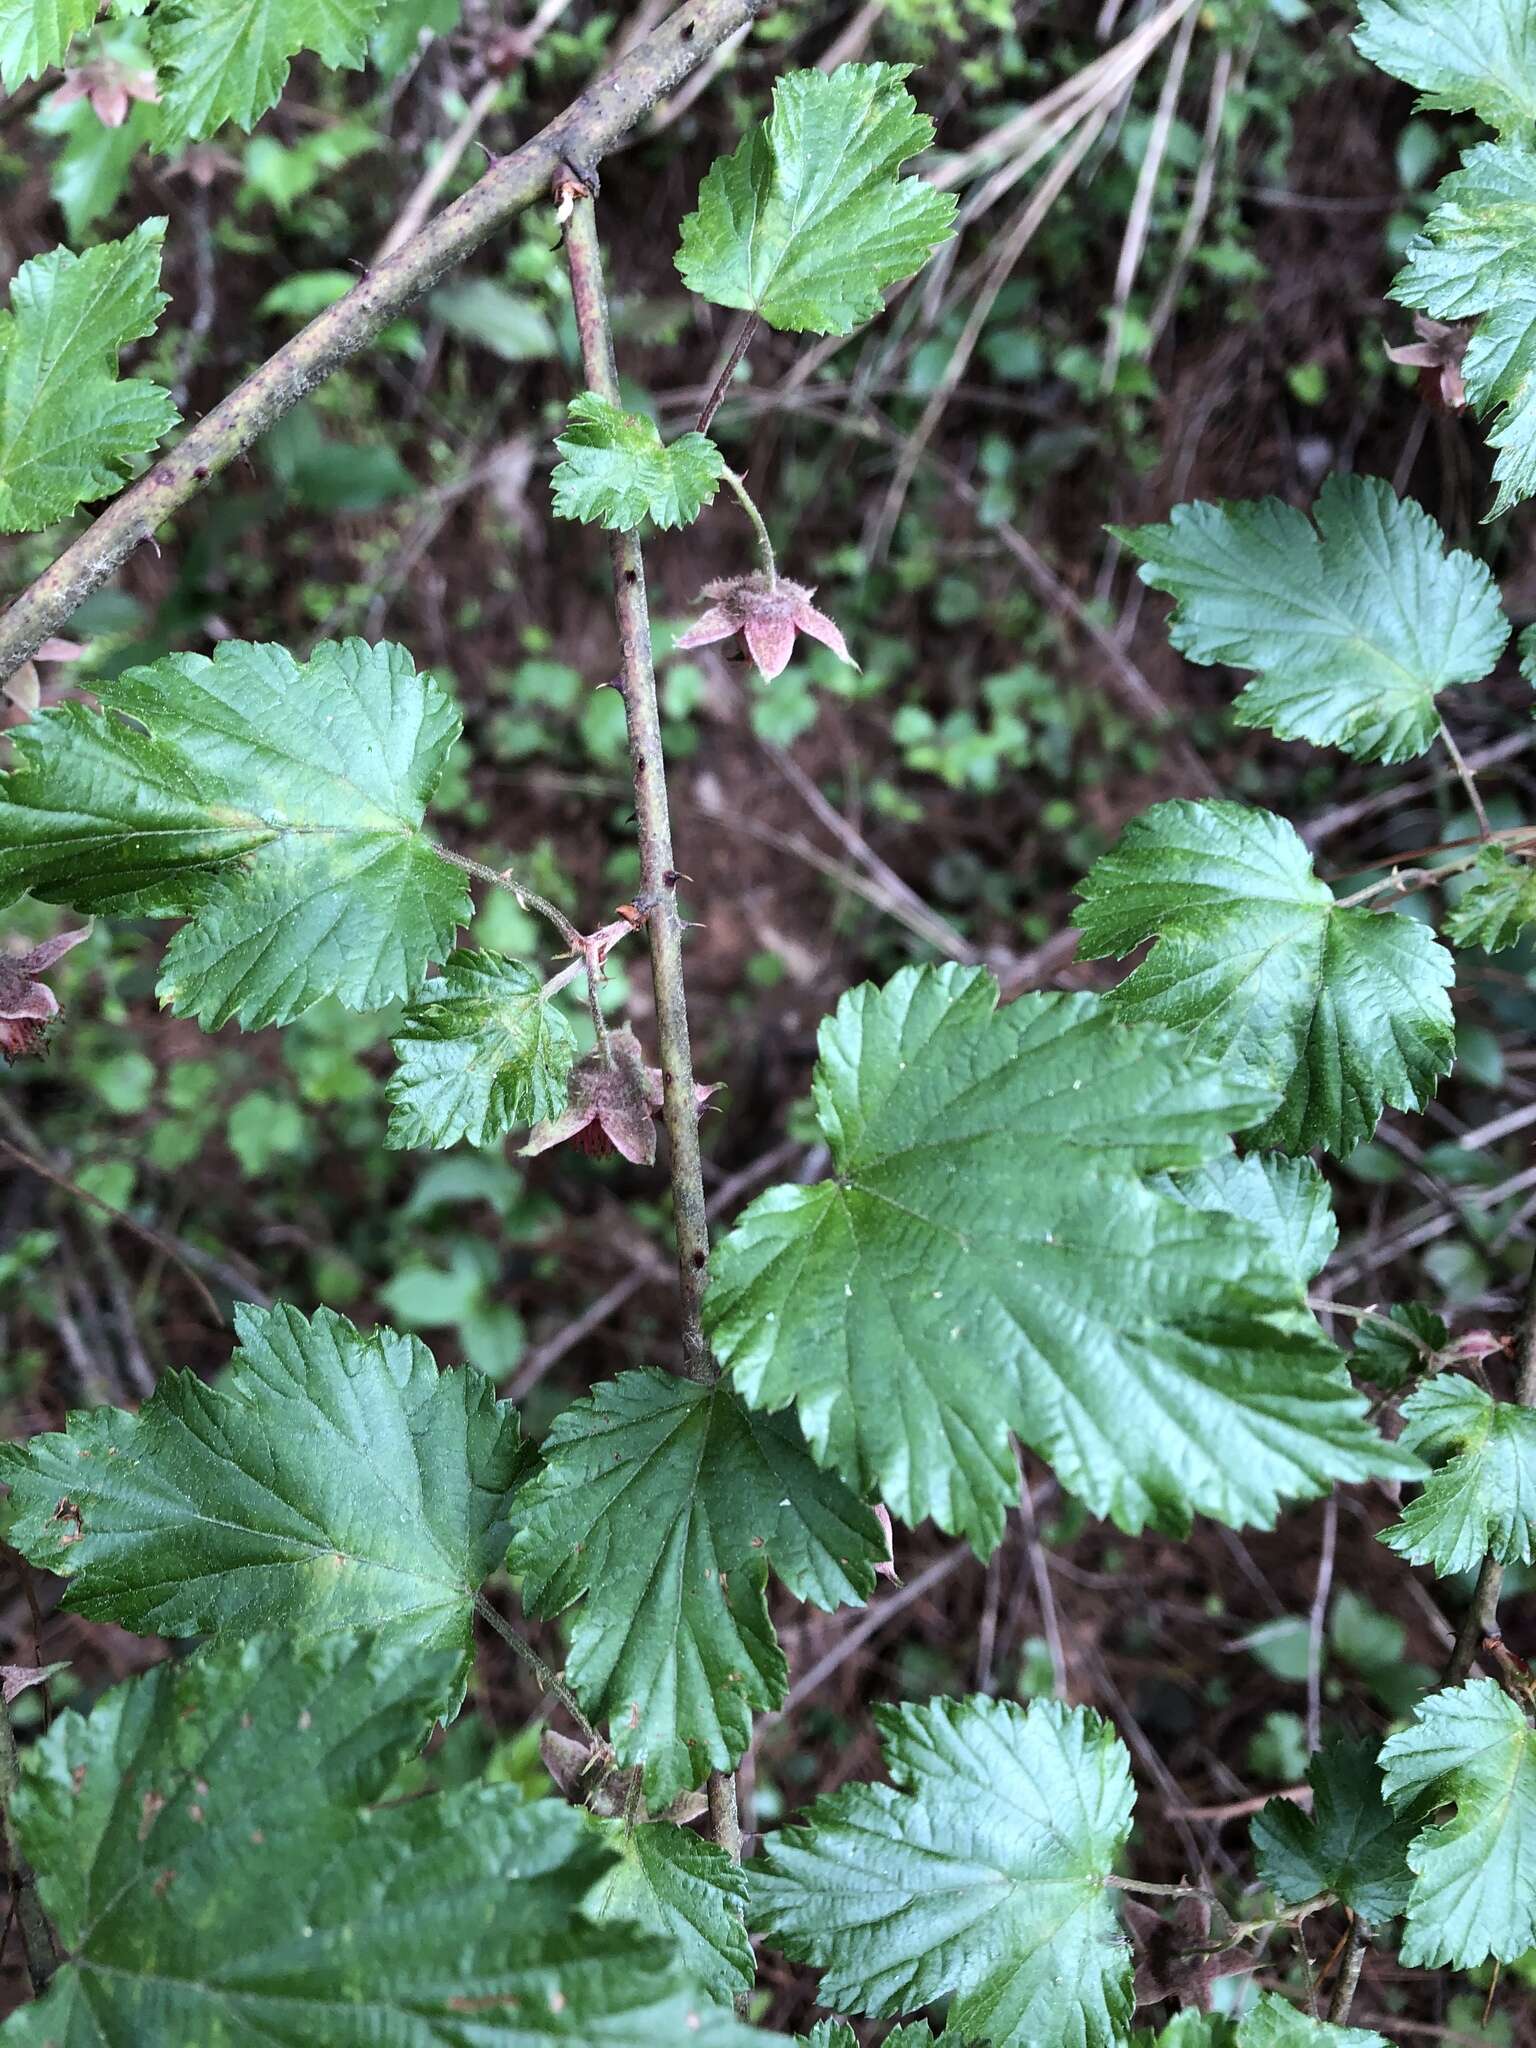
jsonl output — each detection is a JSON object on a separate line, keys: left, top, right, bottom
{"left": 560, "top": 186, "right": 740, "bottom": 1871}
{"left": 0, "top": 0, "right": 767, "bottom": 681}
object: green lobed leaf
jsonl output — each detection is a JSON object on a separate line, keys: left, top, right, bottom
{"left": 1446, "top": 843, "right": 1536, "bottom": 952}
{"left": 151, "top": 0, "right": 382, "bottom": 146}
{"left": 676, "top": 62, "right": 957, "bottom": 335}
{"left": 551, "top": 393, "right": 724, "bottom": 531}
{"left": 1379, "top": 1678, "right": 1536, "bottom": 1966}
{"left": 0, "top": 219, "right": 178, "bottom": 534}
{"left": 1392, "top": 141, "right": 1536, "bottom": 517}
{"left": 387, "top": 949, "right": 578, "bottom": 1150}
{"left": 1152, "top": 1152, "right": 1337, "bottom": 1292}
{"left": 0, "top": 0, "right": 97, "bottom": 85}
{"left": 752, "top": 1695, "right": 1134, "bottom": 2048}
{"left": 585, "top": 1820, "right": 752, "bottom": 2005}
{"left": 1353, "top": 1302, "right": 1447, "bottom": 1389}
{"left": 508, "top": 1367, "right": 885, "bottom": 1806}
{"left": 706, "top": 963, "right": 1416, "bottom": 1555}
{"left": 1075, "top": 800, "right": 1457, "bottom": 1155}
{"left": 0, "top": 636, "right": 470, "bottom": 1029}
{"left": 0, "top": 1303, "right": 526, "bottom": 1709}
{"left": 1356, "top": 0, "right": 1536, "bottom": 136}
{"left": 1, "top": 1632, "right": 773, "bottom": 2045}
{"left": 1113, "top": 475, "right": 1508, "bottom": 761}
{"left": 1251, "top": 1733, "right": 1419, "bottom": 1924}
{"left": 1381, "top": 1373, "right": 1536, "bottom": 1574}
{"left": 1139, "top": 2002, "right": 1390, "bottom": 2048}
{"left": 1237, "top": 1999, "right": 1391, "bottom": 2048}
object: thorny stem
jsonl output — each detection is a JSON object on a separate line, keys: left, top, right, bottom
{"left": 720, "top": 466, "right": 778, "bottom": 586}
{"left": 561, "top": 190, "right": 743, "bottom": 1873}
{"left": 696, "top": 312, "right": 759, "bottom": 435}
{"left": 0, "top": 0, "right": 767, "bottom": 681}
{"left": 430, "top": 842, "right": 582, "bottom": 949}
{"left": 1446, "top": 1243, "right": 1536, "bottom": 1684}
{"left": 0, "top": 1694, "right": 56, "bottom": 1994}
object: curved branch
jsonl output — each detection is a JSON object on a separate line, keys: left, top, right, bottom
{"left": 0, "top": 0, "right": 767, "bottom": 681}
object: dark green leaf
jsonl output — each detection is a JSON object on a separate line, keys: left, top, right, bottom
{"left": 706, "top": 964, "right": 1416, "bottom": 1555}
{"left": 0, "top": 1303, "right": 525, "bottom": 1707}
{"left": 1252, "top": 1734, "right": 1418, "bottom": 1924}
{"left": 387, "top": 950, "right": 578, "bottom": 1150}
{"left": 509, "top": 1368, "right": 884, "bottom": 1806}
{"left": 587, "top": 1820, "right": 752, "bottom": 2004}
{"left": 0, "top": 220, "right": 178, "bottom": 533}
{"left": 0, "top": 637, "right": 469, "bottom": 1029}
{"left": 2, "top": 1632, "right": 773, "bottom": 2044}
{"left": 1446, "top": 844, "right": 1536, "bottom": 952}
{"left": 1075, "top": 800, "right": 1456, "bottom": 1155}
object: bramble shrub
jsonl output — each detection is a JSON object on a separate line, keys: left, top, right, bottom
{"left": 0, "top": 1, "right": 1533, "bottom": 2042}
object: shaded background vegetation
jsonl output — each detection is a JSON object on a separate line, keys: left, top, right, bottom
{"left": 2, "top": 1, "right": 1534, "bottom": 2037}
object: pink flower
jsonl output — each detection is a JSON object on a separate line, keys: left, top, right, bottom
{"left": 0, "top": 926, "right": 91, "bottom": 1061}
{"left": 1386, "top": 315, "right": 1469, "bottom": 412}
{"left": 521, "top": 1028, "right": 720, "bottom": 1166}
{"left": 676, "top": 573, "right": 856, "bottom": 683}
{"left": 53, "top": 61, "right": 158, "bottom": 129}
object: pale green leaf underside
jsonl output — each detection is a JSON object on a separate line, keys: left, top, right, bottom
{"left": 753, "top": 1695, "right": 1134, "bottom": 2048}
{"left": 387, "top": 949, "right": 577, "bottom": 1150}
{"left": 151, "top": 0, "right": 382, "bottom": 145}
{"left": 551, "top": 393, "right": 724, "bottom": 531}
{"left": 2, "top": 1634, "right": 771, "bottom": 2045}
{"left": 676, "top": 62, "right": 957, "bottom": 335}
{"left": 1382, "top": 1373, "right": 1536, "bottom": 1574}
{"left": 1380, "top": 1679, "right": 1536, "bottom": 1966}
{"left": 1446, "top": 844, "right": 1536, "bottom": 952}
{"left": 0, "top": 219, "right": 178, "bottom": 533}
{"left": 509, "top": 1368, "right": 884, "bottom": 1807}
{"left": 1251, "top": 1734, "right": 1417, "bottom": 1925}
{"left": 0, "top": 0, "right": 97, "bottom": 85}
{"left": 1115, "top": 475, "right": 1508, "bottom": 760}
{"left": 707, "top": 964, "right": 1414, "bottom": 1555}
{"left": 1356, "top": 0, "right": 1536, "bottom": 135}
{"left": 586, "top": 1820, "right": 753, "bottom": 2005}
{"left": 1075, "top": 800, "right": 1456, "bottom": 1156}
{"left": 1153, "top": 1153, "right": 1337, "bottom": 1291}
{"left": 0, "top": 1303, "right": 523, "bottom": 1709}
{"left": 1393, "top": 142, "right": 1536, "bottom": 517}
{"left": 0, "top": 636, "right": 469, "bottom": 1029}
